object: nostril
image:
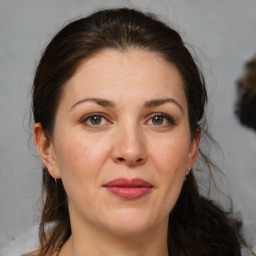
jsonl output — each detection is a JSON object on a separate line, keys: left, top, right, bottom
{"left": 117, "top": 157, "right": 125, "bottom": 162}
{"left": 115, "top": 157, "right": 145, "bottom": 165}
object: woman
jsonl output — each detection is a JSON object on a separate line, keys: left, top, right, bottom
{"left": 31, "top": 8, "right": 242, "bottom": 256}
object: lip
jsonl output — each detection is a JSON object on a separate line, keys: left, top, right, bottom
{"left": 103, "top": 178, "right": 153, "bottom": 200}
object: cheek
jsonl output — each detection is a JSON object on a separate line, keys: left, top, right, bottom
{"left": 154, "top": 141, "right": 190, "bottom": 212}
{"left": 148, "top": 135, "right": 190, "bottom": 211}
{"left": 53, "top": 133, "right": 112, "bottom": 212}
{"left": 54, "top": 133, "right": 110, "bottom": 183}
{"left": 150, "top": 137, "right": 190, "bottom": 176}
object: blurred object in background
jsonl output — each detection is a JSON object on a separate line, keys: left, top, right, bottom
{"left": 235, "top": 56, "right": 256, "bottom": 131}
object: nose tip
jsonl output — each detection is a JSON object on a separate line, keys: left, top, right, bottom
{"left": 112, "top": 128, "right": 147, "bottom": 167}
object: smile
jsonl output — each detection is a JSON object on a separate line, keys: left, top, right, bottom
{"left": 103, "top": 178, "right": 153, "bottom": 200}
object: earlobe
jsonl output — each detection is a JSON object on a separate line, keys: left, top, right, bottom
{"left": 33, "top": 123, "right": 60, "bottom": 179}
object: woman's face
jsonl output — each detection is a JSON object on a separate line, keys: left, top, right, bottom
{"left": 35, "top": 49, "right": 199, "bottom": 236}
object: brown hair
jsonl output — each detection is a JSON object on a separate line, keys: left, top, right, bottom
{"left": 32, "top": 8, "right": 242, "bottom": 256}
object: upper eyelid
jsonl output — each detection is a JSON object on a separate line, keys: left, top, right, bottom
{"left": 81, "top": 112, "right": 109, "bottom": 122}
{"left": 146, "top": 112, "right": 175, "bottom": 120}
{"left": 147, "top": 112, "right": 176, "bottom": 124}
{"left": 80, "top": 112, "right": 176, "bottom": 123}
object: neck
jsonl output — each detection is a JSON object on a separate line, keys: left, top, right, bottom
{"left": 61, "top": 218, "right": 169, "bottom": 256}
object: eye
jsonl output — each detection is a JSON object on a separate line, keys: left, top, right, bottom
{"left": 82, "top": 113, "right": 109, "bottom": 126}
{"left": 151, "top": 116, "right": 165, "bottom": 125}
{"left": 147, "top": 113, "right": 176, "bottom": 126}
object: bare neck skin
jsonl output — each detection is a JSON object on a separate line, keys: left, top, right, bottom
{"left": 60, "top": 217, "right": 169, "bottom": 256}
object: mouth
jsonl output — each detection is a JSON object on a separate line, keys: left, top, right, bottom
{"left": 103, "top": 178, "right": 153, "bottom": 200}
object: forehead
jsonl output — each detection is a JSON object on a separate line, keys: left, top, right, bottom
{"left": 61, "top": 49, "right": 187, "bottom": 109}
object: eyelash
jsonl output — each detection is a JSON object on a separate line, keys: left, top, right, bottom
{"left": 146, "top": 113, "right": 176, "bottom": 126}
{"left": 81, "top": 112, "right": 110, "bottom": 127}
{"left": 81, "top": 112, "right": 176, "bottom": 127}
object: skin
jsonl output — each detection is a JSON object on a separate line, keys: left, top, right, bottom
{"left": 34, "top": 49, "right": 199, "bottom": 256}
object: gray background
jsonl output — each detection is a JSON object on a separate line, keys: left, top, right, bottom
{"left": 1, "top": 0, "right": 256, "bottom": 249}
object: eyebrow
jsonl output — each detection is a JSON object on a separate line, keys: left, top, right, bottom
{"left": 144, "top": 98, "right": 184, "bottom": 113}
{"left": 70, "top": 98, "right": 116, "bottom": 110}
{"left": 70, "top": 97, "right": 183, "bottom": 113}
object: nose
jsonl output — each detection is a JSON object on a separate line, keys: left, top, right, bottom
{"left": 111, "top": 125, "right": 147, "bottom": 166}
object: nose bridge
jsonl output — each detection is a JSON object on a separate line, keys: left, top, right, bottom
{"left": 112, "top": 119, "right": 147, "bottom": 165}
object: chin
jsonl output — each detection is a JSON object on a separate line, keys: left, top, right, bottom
{"left": 102, "top": 208, "right": 163, "bottom": 236}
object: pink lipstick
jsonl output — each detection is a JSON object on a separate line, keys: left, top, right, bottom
{"left": 103, "top": 178, "right": 153, "bottom": 200}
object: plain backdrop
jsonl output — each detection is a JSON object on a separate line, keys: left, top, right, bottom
{"left": 1, "top": 0, "right": 256, "bottom": 249}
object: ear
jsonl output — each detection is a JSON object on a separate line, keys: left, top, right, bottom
{"left": 186, "top": 129, "right": 201, "bottom": 174}
{"left": 33, "top": 123, "right": 61, "bottom": 179}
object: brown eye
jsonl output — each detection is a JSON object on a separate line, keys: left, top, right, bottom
{"left": 82, "top": 114, "right": 108, "bottom": 126}
{"left": 152, "top": 116, "right": 164, "bottom": 125}
{"left": 147, "top": 113, "right": 176, "bottom": 127}
{"left": 89, "top": 116, "right": 102, "bottom": 125}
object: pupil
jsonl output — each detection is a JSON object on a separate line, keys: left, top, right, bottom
{"left": 153, "top": 116, "right": 163, "bottom": 125}
{"left": 91, "top": 116, "right": 101, "bottom": 125}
